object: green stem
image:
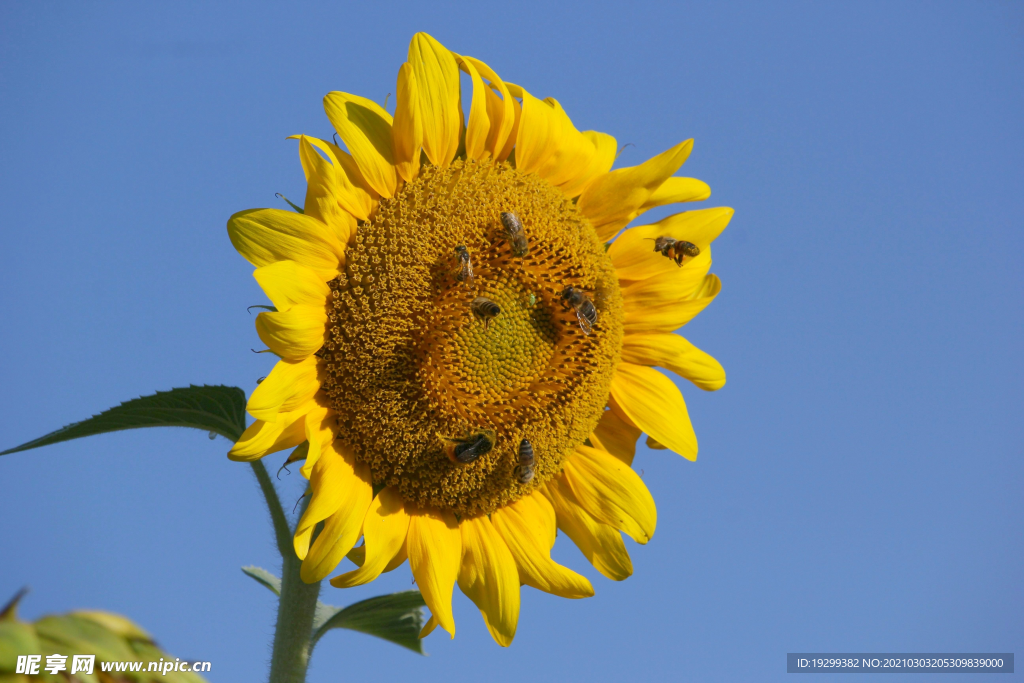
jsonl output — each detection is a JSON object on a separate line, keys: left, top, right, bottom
{"left": 250, "top": 461, "right": 293, "bottom": 557}
{"left": 267, "top": 545, "right": 321, "bottom": 683}
{"left": 250, "top": 461, "right": 321, "bottom": 683}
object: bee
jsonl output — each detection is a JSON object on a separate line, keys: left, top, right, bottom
{"left": 646, "top": 236, "right": 700, "bottom": 266}
{"left": 559, "top": 285, "right": 598, "bottom": 336}
{"left": 500, "top": 212, "right": 529, "bottom": 257}
{"left": 445, "top": 429, "right": 496, "bottom": 464}
{"left": 471, "top": 297, "right": 501, "bottom": 329}
{"left": 514, "top": 438, "right": 535, "bottom": 484}
{"left": 454, "top": 245, "right": 474, "bottom": 286}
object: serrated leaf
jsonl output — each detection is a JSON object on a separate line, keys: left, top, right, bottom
{"left": 311, "top": 591, "right": 426, "bottom": 654}
{"left": 241, "top": 566, "right": 282, "bottom": 596}
{"left": 1, "top": 385, "right": 248, "bottom": 456}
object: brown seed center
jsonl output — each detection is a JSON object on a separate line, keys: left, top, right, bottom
{"left": 317, "top": 159, "right": 623, "bottom": 516}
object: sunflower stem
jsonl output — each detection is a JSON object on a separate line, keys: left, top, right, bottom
{"left": 251, "top": 460, "right": 321, "bottom": 683}
{"left": 250, "top": 461, "right": 292, "bottom": 557}
{"left": 267, "top": 546, "right": 321, "bottom": 683}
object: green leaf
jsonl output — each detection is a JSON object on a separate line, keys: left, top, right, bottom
{"left": 1, "top": 385, "right": 248, "bottom": 456}
{"left": 241, "top": 566, "right": 282, "bottom": 596}
{"left": 311, "top": 591, "right": 426, "bottom": 654}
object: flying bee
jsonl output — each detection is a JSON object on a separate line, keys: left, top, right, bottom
{"left": 514, "top": 438, "right": 535, "bottom": 484}
{"left": 471, "top": 297, "right": 501, "bottom": 329}
{"left": 500, "top": 212, "right": 529, "bottom": 257}
{"left": 445, "top": 429, "right": 496, "bottom": 465}
{"left": 560, "top": 285, "right": 598, "bottom": 336}
{"left": 454, "top": 245, "right": 474, "bottom": 286}
{"left": 646, "top": 236, "right": 701, "bottom": 266}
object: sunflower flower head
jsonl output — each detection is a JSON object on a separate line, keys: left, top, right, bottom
{"left": 227, "top": 32, "right": 733, "bottom": 647}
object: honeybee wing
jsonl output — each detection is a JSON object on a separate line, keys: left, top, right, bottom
{"left": 454, "top": 247, "right": 474, "bottom": 285}
{"left": 574, "top": 307, "right": 594, "bottom": 336}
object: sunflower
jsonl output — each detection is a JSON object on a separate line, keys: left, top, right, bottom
{"left": 226, "top": 32, "right": 732, "bottom": 646}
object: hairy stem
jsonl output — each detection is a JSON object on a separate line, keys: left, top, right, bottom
{"left": 250, "top": 461, "right": 292, "bottom": 557}
{"left": 251, "top": 461, "right": 321, "bottom": 683}
{"left": 267, "top": 547, "right": 321, "bottom": 683}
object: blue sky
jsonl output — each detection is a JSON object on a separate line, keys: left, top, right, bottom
{"left": 1, "top": 2, "right": 1021, "bottom": 681}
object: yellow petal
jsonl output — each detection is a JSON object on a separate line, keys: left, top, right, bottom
{"left": 457, "top": 515, "right": 520, "bottom": 647}
{"left": 407, "top": 507, "right": 461, "bottom": 639}
{"left": 295, "top": 135, "right": 358, "bottom": 244}
{"left": 640, "top": 176, "right": 711, "bottom": 211}
{"left": 575, "top": 130, "right": 618, "bottom": 195}
{"left": 505, "top": 84, "right": 560, "bottom": 176}
{"left": 591, "top": 406, "right": 642, "bottom": 465}
{"left": 347, "top": 540, "right": 409, "bottom": 575}
{"left": 496, "top": 88, "right": 522, "bottom": 162}
{"left": 330, "top": 487, "right": 410, "bottom": 588}
{"left": 253, "top": 260, "right": 330, "bottom": 311}
{"left": 255, "top": 306, "right": 327, "bottom": 361}
{"left": 577, "top": 140, "right": 694, "bottom": 240}
{"left": 293, "top": 441, "right": 369, "bottom": 559}
{"left": 300, "top": 461, "right": 373, "bottom": 581}
{"left": 610, "top": 362, "right": 698, "bottom": 460}
{"left": 623, "top": 274, "right": 721, "bottom": 334}
{"left": 298, "top": 402, "right": 334, "bottom": 478}
{"left": 505, "top": 84, "right": 602, "bottom": 197}
{"left": 563, "top": 445, "right": 657, "bottom": 544}
{"left": 323, "top": 92, "right": 397, "bottom": 198}
{"left": 621, "top": 333, "right": 726, "bottom": 391}
{"left": 646, "top": 436, "right": 667, "bottom": 450}
{"left": 383, "top": 542, "right": 408, "bottom": 572}
{"left": 460, "top": 55, "right": 515, "bottom": 158}
{"left": 391, "top": 62, "right": 422, "bottom": 182}
{"left": 294, "top": 439, "right": 345, "bottom": 560}
{"left": 491, "top": 494, "right": 593, "bottom": 599}
{"left": 620, "top": 248, "right": 712, "bottom": 307}
{"left": 407, "top": 33, "right": 461, "bottom": 167}
{"left": 456, "top": 55, "right": 488, "bottom": 161}
{"left": 609, "top": 207, "right": 734, "bottom": 282}
{"left": 345, "top": 543, "right": 365, "bottom": 567}
{"left": 227, "top": 208, "right": 345, "bottom": 280}
{"left": 290, "top": 136, "right": 377, "bottom": 220}
{"left": 419, "top": 615, "right": 438, "bottom": 639}
{"left": 300, "top": 486, "right": 370, "bottom": 582}
{"left": 227, "top": 409, "right": 309, "bottom": 461}
{"left": 246, "top": 357, "right": 322, "bottom": 423}
{"left": 543, "top": 478, "right": 633, "bottom": 581}
{"left": 552, "top": 126, "right": 617, "bottom": 198}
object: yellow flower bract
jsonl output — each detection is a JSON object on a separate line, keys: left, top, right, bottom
{"left": 226, "top": 31, "right": 733, "bottom": 647}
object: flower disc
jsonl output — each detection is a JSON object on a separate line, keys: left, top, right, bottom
{"left": 319, "top": 159, "right": 623, "bottom": 515}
